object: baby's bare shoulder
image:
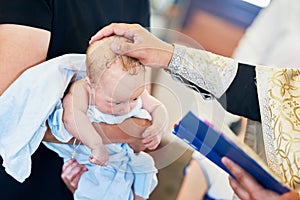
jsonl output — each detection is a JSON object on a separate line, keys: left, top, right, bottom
{"left": 63, "top": 79, "right": 89, "bottom": 109}
{"left": 68, "top": 79, "right": 88, "bottom": 95}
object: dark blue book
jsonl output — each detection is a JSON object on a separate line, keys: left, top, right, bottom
{"left": 173, "top": 111, "right": 290, "bottom": 194}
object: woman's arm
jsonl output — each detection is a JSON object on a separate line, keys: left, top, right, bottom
{"left": 93, "top": 117, "right": 151, "bottom": 152}
{"left": 44, "top": 117, "right": 150, "bottom": 152}
{"left": 0, "top": 24, "right": 50, "bottom": 94}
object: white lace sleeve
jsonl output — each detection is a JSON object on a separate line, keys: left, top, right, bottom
{"left": 167, "top": 44, "right": 238, "bottom": 99}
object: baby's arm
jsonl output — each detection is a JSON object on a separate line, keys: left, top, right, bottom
{"left": 62, "top": 80, "right": 108, "bottom": 166}
{"left": 140, "top": 90, "right": 168, "bottom": 150}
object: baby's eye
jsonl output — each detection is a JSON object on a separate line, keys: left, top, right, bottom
{"left": 113, "top": 102, "right": 121, "bottom": 105}
{"left": 130, "top": 98, "right": 138, "bottom": 103}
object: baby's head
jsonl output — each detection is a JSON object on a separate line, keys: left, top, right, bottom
{"left": 85, "top": 36, "right": 146, "bottom": 115}
{"left": 86, "top": 35, "right": 144, "bottom": 85}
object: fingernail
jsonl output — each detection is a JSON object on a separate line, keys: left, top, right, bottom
{"left": 221, "top": 157, "right": 229, "bottom": 166}
{"left": 111, "top": 43, "right": 120, "bottom": 52}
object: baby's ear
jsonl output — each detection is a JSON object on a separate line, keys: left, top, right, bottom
{"left": 85, "top": 76, "right": 92, "bottom": 86}
{"left": 85, "top": 77, "right": 97, "bottom": 96}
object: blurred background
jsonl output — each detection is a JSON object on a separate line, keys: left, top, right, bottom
{"left": 150, "top": 0, "right": 269, "bottom": 56}
{"left": 148, "top": 0, "right": 271, "bottom": 199}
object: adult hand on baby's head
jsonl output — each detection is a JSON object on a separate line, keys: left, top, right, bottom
{"left": 61, "top": 159, "right": 87, "bottom": 194}
{"left": 90, "top": 23, "right": 174, "bottom": 68}
{"left": 90, "top": 23, "right": 141, "bottom": 43}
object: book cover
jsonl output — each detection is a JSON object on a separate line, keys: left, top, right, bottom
{"left": 173, "top": 111, "right": 290, "bottom": 194}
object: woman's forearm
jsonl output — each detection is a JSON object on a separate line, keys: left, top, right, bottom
{"left": 93, "top": 117, "right": 150, "bottom": 143}
{"left": 43, "top": 118, "right": 151, "bottom": 152}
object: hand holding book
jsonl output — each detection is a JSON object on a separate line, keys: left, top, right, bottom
{"left": 221, "top": 157, "right": 300, "bottom": 199}
{"left": 173, "top": 111, "right": 291, "bottom": 195}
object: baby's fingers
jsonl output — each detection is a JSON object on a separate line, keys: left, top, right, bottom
{"left": 89, "top": 156, "right": 108, "bottom": 166}
{"left": 143, "top": 136, "right": 160, "bottom": 150}
{"left": 144, "top": 140, "right": 159, "bottom": 150}
{"left": 142, "top": 125, "right": 160, "bottom": 139}
{"left": 142, "top": 129, "right": 162, "bottom": 143}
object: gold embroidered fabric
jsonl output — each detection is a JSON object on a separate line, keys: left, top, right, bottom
{"left": 256, "top": 66, "right": 300, "bottom": 192}
{"left": 168, "top": 44, "right": 238, "bottom": 99}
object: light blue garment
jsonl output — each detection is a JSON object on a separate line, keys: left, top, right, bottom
{"left": 0, "top": 54, "right": 86, "bottom": 183}
{"left": 45, "top": 98, "right": 158, "bottom": 200}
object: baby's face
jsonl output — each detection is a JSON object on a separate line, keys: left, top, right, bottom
{"left": 93, "top": 61, "right": 146, "bottom": 115}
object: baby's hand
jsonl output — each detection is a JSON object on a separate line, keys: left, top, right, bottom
{"left": 89, "top": 144, "right": 109, "bottom": 166}
{"left": 142, "top": 124, "right": 163, "bottom": 150}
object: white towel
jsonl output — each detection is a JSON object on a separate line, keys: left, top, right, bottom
{"left": 0, "top": 54, "right": 86, "bottom": 182}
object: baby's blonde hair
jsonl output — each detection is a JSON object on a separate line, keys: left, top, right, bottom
{"left": 86, "top": 35, "right": 145, "bottom": 85}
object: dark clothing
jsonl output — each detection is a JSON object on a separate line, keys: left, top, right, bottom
{"left": 219, "top": 63, "right": 260, "bottom": 122}
{"left": 0, "top": 0, "right": 150, "bottom": 199}
{"left": 0, "top": 0, "right": 150, "bottom": 59}
{"left": 181, "top": 63, "right": 260, "bottom": 121}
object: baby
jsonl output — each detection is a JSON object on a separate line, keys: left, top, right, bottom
{"left": 59, "top": 35, "right": 168, "bottom": 199}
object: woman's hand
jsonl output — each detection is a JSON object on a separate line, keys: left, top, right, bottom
{"left": 90, "top": 23, "right": 174, "bottom": 68}
{"left": 61, "top": 159, "right": 87, "bottom": 194}
{"left": 221, "top": 157, "right": 300, "bottom": 200}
